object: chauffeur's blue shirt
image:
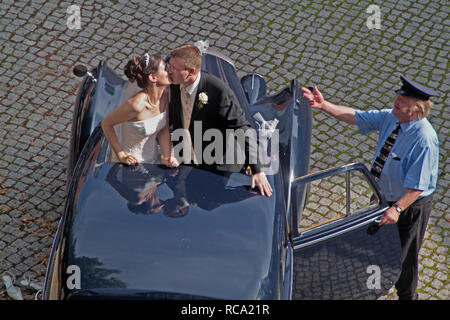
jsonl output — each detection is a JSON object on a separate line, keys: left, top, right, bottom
{"left": 355, "top": 109, "right": 439, "bottom": 202}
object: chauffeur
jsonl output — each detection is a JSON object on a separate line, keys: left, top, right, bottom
{"left": 301, "top": 76, "right": 439, "bottom": 300}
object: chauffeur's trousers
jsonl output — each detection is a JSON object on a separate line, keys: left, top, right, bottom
{"left": 390, "top": 195, "right": 433, "bottom": 300}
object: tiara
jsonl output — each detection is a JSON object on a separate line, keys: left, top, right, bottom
{"left": 144, "top": 53, "right": 150, "bottom": 69}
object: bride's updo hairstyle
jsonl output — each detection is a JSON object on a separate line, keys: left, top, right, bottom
{"left": 124, "top": 53, "right": 162, "bottom": 88}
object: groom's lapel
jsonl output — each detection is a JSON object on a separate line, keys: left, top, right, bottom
{"left": 173, "top": 85, "right": 184, "bottom": 129}
{"left": 176, "top": 85, "right": 184, "bottom": 128}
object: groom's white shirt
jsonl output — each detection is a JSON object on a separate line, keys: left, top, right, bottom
{"left": 181, "top": 72, "right": 201, "bottom": 107}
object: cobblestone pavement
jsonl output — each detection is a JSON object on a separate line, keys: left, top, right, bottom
{"left": 0, "top": 0, "right": 448, "bottom": 300}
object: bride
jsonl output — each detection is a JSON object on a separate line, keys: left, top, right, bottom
{"left": 101, "top": 53, "right": 179, "bottom": 167}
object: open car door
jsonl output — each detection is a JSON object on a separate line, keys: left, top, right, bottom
{"left": 291, "top": 163, "right": 402, "bottom": 299}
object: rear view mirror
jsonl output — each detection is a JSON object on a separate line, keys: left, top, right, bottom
{"left": 73, "top": 65, "right": 87, "bottom": 77}
{"left": 73, "top": 64, "right": 97, "bottom": 82}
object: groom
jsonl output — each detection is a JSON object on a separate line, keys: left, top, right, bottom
{"left": 167, "top": 44, "right": 272, "bottom": 197}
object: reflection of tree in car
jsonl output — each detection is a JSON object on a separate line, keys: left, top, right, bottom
{"left": 66, "top": 238, "right": 126, "bottom": 290}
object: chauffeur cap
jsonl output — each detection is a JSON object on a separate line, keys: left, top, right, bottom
{"left": 395, "top": 76, "right": 438, "bottom": 101}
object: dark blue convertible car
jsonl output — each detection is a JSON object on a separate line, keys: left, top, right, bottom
{"left": 41, "top": 50, "right": 402, "bottom": 300}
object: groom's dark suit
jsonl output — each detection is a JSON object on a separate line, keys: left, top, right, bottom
{"left": 169, "top": 71, "right": 261, "bottom": 174}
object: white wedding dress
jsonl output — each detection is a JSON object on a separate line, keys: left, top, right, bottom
{"left": 111, "top": 112, "right": 166, "bottom": 163}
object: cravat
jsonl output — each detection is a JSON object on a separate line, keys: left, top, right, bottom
{"left": 370, "top": 123, "right": 401, "bottom": 181}
{"left": 180, "top": 86, "right": 193, "bottom": 129}
{"left": 179, "top": 86, "right": 197, "bottom": 164}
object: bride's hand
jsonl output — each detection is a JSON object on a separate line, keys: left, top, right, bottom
{"left": 117, "top": 151, "right": 139, "bottom": 166}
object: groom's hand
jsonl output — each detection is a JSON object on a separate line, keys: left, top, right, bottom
{"left": 168, "top": 156, "right": 180, "bottom": 168}
{"left": 251, "top": 172, "right": 272, "bottom": 197}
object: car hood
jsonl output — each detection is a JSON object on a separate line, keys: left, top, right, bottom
{"left": 65, "top": 163, "right": 282, "bottom": 299}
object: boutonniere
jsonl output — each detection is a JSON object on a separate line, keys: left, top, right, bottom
{"left": 196, "top": 92, "right": 208, "bottom": 110}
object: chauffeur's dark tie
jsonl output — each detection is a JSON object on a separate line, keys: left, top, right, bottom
{"left": 370, "top": 123, "right": 401, "bottom": 181}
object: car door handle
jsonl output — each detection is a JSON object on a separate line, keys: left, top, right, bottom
{"left": 367, "top": 218, "right": 382, "bottom": 236}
